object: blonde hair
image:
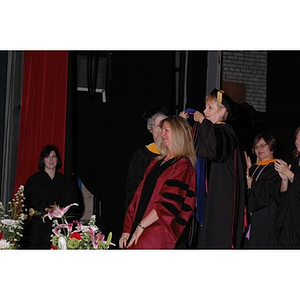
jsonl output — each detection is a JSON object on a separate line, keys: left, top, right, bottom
{"left": 157, "top": 115, "right": 197, "bottom": 167}
{"left": 205, "top": 94, "right": 229, "bottom": 121}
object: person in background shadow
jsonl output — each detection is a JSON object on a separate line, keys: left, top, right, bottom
{"left": 22, "top": 144, "right": 83, "bottom": 249}
{"left": 119, "top": 116, "right": 196, "bottom": 249}
{"left": 181, "top": 89, "right": 246, "bottom": 249}
{"left": 275, "top": 126, "right": 300, "bottom": 248}
{"left": 243, "top": 133, "right": 281, "bottom": 248}
{"left": 125, "top": 106, "right": 168, "bottom": 209}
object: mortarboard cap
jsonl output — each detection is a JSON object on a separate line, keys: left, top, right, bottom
{"left": 210, "top": 88, "right": 238, "bottom": 120}
{"left": 142, "top": 106, "right": 169, "bottom": 121}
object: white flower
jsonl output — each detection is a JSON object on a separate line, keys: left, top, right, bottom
{"left": 81, "top": 225, "right": 98, "bottom": 233}
{"left": 1, "top": 219, "right": 17, "bottom": 226}
{"left": 58, "top": 236, "right": 67, "bottom": 250}
{"left": 0, "top": 239, "right": 10, "bottom": 249}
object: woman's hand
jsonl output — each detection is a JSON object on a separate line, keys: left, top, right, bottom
{"left": 179, "top": 111, "right": 188, "bottom": 120}
{"left": 127, "top": 226, "right": 144, "bottom": 248}
{"left": 119, "top": 232, "right": 130, "bottom": 249}
{"left": 274, "top": 159, "right": 292, "bottom": 192}
{"left": 244, "top": 151, "right": 253, "bottom": 189}
{"left": 244, "top": 151, "right": 252, "bottom": 171}
{"left": 193, "top": 111, "right": 205, "bottom": 123}
{"left": 121, "top": 210, "right": 158, "bottom": 248}
{"left": 275, "top": 159, "right": 293, "bottom": 181}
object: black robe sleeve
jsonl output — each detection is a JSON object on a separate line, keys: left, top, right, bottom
{"left": 195, "top": 118, "right": 237, "bottom": 162}
{"left": 275, "top": 159, "right": 300, "bottom": 248}
{"left": 125, "top": 147, "right": 157, "bottom": 208}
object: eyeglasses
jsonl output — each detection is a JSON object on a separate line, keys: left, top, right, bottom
{"left": 254, "top": 143, "right": 268, "bottom": 150}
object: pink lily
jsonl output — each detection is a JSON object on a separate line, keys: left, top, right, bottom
{"left": 89, "top": 231, "right": 105, "bottom": 249}
{"left": 87, "top": 226, "right": 95, "bottom": 236}
{"left": 73, "top": 221, "right": 83, "bottom": 232}
{"left": 52, "top": 223, "right": 73, "bottom": 237}
{"left": 85, "top": 225, "right": 107, "bottom": 249}
{"left": 43, "top": 203, "right": 79, "bottom": 222}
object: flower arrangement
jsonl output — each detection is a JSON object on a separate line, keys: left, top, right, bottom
{"left": 43, "top": 203, "right": 115, "bottom": 250}
{"left": 0, "top": 185, "right": 26, "bottom": 249}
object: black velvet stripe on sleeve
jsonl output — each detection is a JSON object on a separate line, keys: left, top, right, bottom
{"left": 162, "top": 192, "right": 185, "bottom": 204}
{"left": 186, "top": 189, "right": 196, "bottom": 197}
{"left": 161, "top": 202, "right": 192, "bottom": 225}
{"left": 162, "top": 201, "right": 180, "bottom": 216}
{"left": 165, "top": 179, "right": 189, "bottom": 191}
{"left": 181, "top": 203, "right": 193, "bottom": 212}
{"left": 175, "top": 215, "right": 188, "bottom": 226}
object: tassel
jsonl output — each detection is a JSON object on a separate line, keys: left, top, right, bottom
{"left": 217, "top": 90, "right": 224, "bottom": 102}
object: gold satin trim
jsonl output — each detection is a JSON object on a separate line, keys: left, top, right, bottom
{"left": 146, "top": 143, "right": 160, "bottom": 154}
{"left": 217, "top": 90, "right": 224, "bottom": 102}
{"left": 256, "top": 158, "right": 277, "bottom": 165}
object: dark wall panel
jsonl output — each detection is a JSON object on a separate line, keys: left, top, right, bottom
{"left": 267, "top": 51, "right": 300, "bottom": 161}
{"left": 186, "top": 50, "right": 207, "bottom": 111}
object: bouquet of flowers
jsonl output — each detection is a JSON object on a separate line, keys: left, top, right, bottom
{"left": 43, "top": 203, "right": 115, "bottom": 250}
{"left": 0, "top": 185, "right": 26, "bottom": 249}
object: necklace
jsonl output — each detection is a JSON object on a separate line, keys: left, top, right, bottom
{"left": 251, "top": 164, "right": 268, "bottom": 181}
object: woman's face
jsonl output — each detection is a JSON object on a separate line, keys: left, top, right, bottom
{"left": 295, "top": 130, "right": 300, "bottom": 153}
{"left": 160, "top": 121, "right": 173, "bottom": 152}
{"left": 44, "top": 150, "right": 58, "bottom": 171}
{"left": 254, "top": 138, "right": 273, "bottom": 161}
{"left": 203, "top": 100, "right": 224, "bottom": 124}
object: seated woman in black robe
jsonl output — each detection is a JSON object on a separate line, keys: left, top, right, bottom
{"left": 22, "top": 144, "right": 83, "bottom": 249}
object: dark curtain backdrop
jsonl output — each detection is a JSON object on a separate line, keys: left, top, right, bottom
{"left": 72, "top": 51, "right": 176, "bottom": 241}
{"left": 0, "top": 52, "right": 8, "bottom": 187}
{"left": 14, "top": 51, "right": 69, "bottom": 191}
{"left": 1, "top": 52, "right": 23, "bottom": 208}
{"left": 267, "top": 51, "right": 300, "bottom": 161}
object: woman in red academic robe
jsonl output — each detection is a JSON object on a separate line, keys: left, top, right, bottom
{"left": 119, "top": 116, "right": 196, "bottom": 249}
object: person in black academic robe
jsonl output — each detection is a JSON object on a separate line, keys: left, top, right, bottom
{"left": 22, "top": 145, "right": 82, "bottom": 249}
{"left": 125, "top": 107, "right": 168, "bottom": 209}
{"left": 274, "top": 127, "right": 300, "bottom": 248}
{"left": 181, "top": 89, "right": 246, "bottom": 249}
{"left": 243, "top": 133, "right": 281, "bottom": 248}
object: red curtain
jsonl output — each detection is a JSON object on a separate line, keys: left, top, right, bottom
{"left": 14, "top": 51, "right": 69, "bottom": 191}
